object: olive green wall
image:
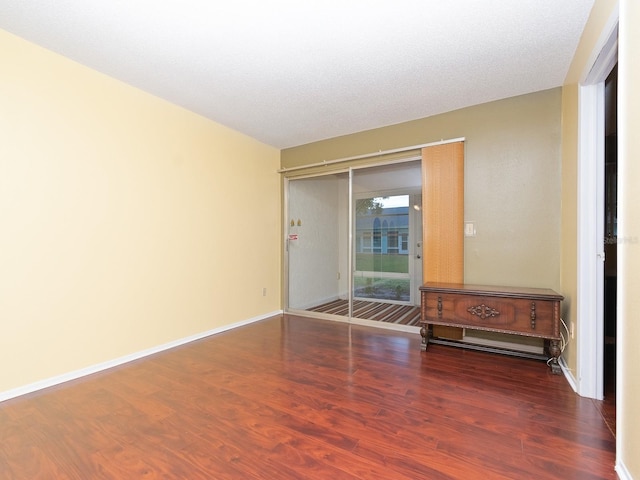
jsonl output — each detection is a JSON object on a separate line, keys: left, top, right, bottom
{"left": 283, "top": 88, "right": 562, "bottom": 292}
{"left": 559, "top": 81, "right": 579, "bottom": 375}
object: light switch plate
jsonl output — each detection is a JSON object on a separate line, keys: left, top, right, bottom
{"left": 464, "top": 222, "right": 476, "bottom": 237}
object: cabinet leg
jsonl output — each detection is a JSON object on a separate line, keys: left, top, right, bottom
{"left": 420, "top": 323, "right": 429, "bottom": 351}
{"left": 548, "top": 339, "right": 562, "bottom": 375}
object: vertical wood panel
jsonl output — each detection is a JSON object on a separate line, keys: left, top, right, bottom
{"left": 422, "top": 142, "right": 464, "bottom": 338}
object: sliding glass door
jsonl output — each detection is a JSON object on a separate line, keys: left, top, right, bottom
{"left": 285, "top": 160, "right": 422, "bottom": 324}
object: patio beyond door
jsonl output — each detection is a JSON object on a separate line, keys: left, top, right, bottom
{"left": 353, "top": 193, "right": 422, "bottom": 305}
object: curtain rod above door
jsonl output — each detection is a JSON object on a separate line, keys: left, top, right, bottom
{"left": 278, "top": 137, "right": 465, "bottom": 173}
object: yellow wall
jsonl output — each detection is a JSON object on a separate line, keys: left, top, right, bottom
{"left": 283, "top": 89, "right": 562, "bottom": 292}
{"left": 0, "top": 29, "right": 281, "bottom": 394}
{"left": 619, "top": 1, "right": 640, "bottom": 476}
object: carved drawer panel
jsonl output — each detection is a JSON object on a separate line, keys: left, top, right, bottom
{"left": 424, "top": 293, "right": 556, "bottom": 337}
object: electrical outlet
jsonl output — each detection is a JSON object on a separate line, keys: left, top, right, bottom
{"left": 262, "top": 287, "right": 267, "bottom": 297}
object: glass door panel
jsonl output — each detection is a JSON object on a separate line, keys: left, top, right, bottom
{"left": 351, "top": 161, "right": 423, "bottom": 309}
{"left": 286, "top": 173, "right": 350, "bottom": 314}
{"left": 354, "top": 194, "right": 411, "bottom": 302}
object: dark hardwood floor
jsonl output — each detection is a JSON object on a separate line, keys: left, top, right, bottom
{"left": 0, "top": 315, "right": 617, "bottom": 479}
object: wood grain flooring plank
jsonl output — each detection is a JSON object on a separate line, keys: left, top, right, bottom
{"left": 0, "top": 314, "right": 616, "bottom": 479}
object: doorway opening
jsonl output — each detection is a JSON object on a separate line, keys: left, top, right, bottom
{"left": 603, "top": 62, "right": 617, "bottom": 432}
{"left": 576, "top": 17, "right": 617, "bottom": 402}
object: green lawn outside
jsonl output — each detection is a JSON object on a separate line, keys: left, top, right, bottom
{"left": 355, "top": 253, "right": 408, "bottom": 273}
{"left": 353, "top": 276, "right": 410, "bottom": 301}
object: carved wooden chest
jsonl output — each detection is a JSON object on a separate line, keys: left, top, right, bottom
{"left": 419, "top": 282, "right": 564, "bottom": 373}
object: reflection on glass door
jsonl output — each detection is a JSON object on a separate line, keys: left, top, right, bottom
{"left": 354, "top": 194, "right": 412, "bottom": 303}
{"left": 286, "top": 173, "right": 350, "bottom": 313}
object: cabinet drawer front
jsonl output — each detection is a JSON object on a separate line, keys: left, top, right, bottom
{"left": 424, "top": 294, "right": 557, "bottom": 336}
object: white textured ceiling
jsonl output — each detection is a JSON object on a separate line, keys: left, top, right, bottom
{"left": 0, "top": 1, "right": 594, "bottom": 148}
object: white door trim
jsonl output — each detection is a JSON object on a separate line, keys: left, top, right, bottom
{"left": 577, "top": 82, "right": 605, "bottom": 400}
{"left": 576, "top": 13, "right": 618, "bottom": 400}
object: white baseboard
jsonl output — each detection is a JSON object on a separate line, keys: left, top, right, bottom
{"left": 615, "top": 460, "right": 632, "bottom": 480}
{"left": 0, "top": 310, "right": 282, "bottom": 403}
{"left": 558, "top": 356, "right": 579, "bottom": 393}
{"left": 349, "top": 316, "right": 420, "bottom": 334}
{"left": 290, "top": 295, "right": 341, "bottom": 311}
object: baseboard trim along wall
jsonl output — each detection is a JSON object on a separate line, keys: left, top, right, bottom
{"left": 559, "top": 356, "right": 578, "bottom": 393}
{"left": 615, "top": 460, "right": 631, "bottom": 480}
{"left": 0, "top": 310, "right": 283, "bottom": 403}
